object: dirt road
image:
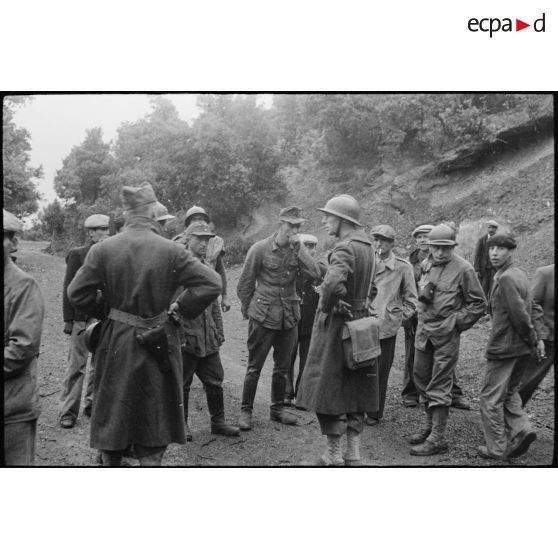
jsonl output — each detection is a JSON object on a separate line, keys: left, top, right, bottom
{"left": 17, "top": 240, "right": 554, "bottom": 466}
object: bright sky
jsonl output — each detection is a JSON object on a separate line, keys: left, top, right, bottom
{"left": 11, "top": 94, "right": 201, "bottom": 218}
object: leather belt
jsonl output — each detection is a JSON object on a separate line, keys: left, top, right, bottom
{"left": 108, "top": 308, "right": 168, "bottom": 329}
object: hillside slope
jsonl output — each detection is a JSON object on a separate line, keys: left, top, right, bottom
{"left": 235, "top": 120, "right": 554, "bottom": 275}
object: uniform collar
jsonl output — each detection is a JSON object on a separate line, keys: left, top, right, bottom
{"left": 124, "top": 216, "right": 161, "bottom": 234}
{"left": 493, "top": 260, "right": 513, "bottom": 281}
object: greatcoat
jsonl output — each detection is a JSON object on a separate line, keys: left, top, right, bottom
{"left": 67, "top": 217, "right": 222, "bottom": 450}
{"left": 297, "top": 228, "right": 379, "bottom": 415}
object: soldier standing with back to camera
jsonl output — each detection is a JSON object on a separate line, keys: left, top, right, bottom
{"left": 297, "top": 195, "right": 378, "bottom": 466}
{"left": 59, "top": 213, "right": 109, "bottom": 428}
{"left": 409, "top": 224, "right": 486, "bottom": 456}
{"left": 68, "top": 182, "right": 221, "bottom": 466}
{"left": 237, "top": 206, "right": 321, "bottom": 431}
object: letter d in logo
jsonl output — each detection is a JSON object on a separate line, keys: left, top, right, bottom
{"left": 534, "top": 13, "right": 546, "bottom": 32}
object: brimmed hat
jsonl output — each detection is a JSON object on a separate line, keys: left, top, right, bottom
{"left": 426, "top": 224, "right": 458, "bottom": 246}
{"left": 485, "top": 219, "right": 499, "bottom": 228}
{"left": 3, "top": 209, "right": 23, "bottom": 233}
{"left": 412, "top": 224, "right": 434, "bottom": 238}
{"left": 183, "top": 222, "right": 215, "bottom": 238}
{"left": 487, "top": 233, "right": 516, "bottom": 249}
{"left": 153, "top": 202, "right": 175, "bottom": 222}
{"left": 299, "top": 233, "right": 318, "bottom": 245}
{"left": 84, "top": 214, "right": 110, "bottom": 229}
{"left": 372, "top": 224, "right": 396, "bottom": 241}
{"left": 279, "top": 206, "right": 306, "bottom": 225}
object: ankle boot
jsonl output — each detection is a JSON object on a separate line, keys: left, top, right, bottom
{"left": 206, "top": 386, "right": 240, "bottom": 436}
{"left": 270, "top": 405, "right": 298, "bottom": 425}
{"left": 239, "top": 409, "right": 252, "bottom": 431}
{"left": 316, "top": 435, "right": 344, "bottom": 466}
{"left": 410, "top": 406, "right": 449, "bottom": 456}
{"left": 183, "top": 389, "right": 193, "bottom": 441}
{"left": 409, "top": 404, "right": 433, "bottom": 445}
{"left": 344, "top": 430, "right": 361, "bottom": 466}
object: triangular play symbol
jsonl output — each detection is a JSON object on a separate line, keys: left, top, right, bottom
{"left": 516, "top": 19, "right": 530, "bottom": 31}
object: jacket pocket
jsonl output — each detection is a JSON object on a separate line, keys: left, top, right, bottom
{"left": 263, "top": 256, "right": 280, "bottom": 270}
{"left": 248, "top": 297, "right": 270, "bottom": 323}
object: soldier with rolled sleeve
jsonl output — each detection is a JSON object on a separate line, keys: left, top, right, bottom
{"left": 59, "top": 213, "right": 109, "bottom": 428}
{"left": 4, "top": 209, "right": 45, "bottom": 465}
{"left": 366, "top": 225, "right": 418, "bottom": 425}
{"left": 237, "top": 206, "right": 321, "bottom": 431}
{"left": 477, "top": 234, "right": 545, "bottom": 460}
{"left": 409, "top": 224, "right": 486, "bottom": 456}
{"left": 176, "top": 222, "right": 239, "bottom": 440}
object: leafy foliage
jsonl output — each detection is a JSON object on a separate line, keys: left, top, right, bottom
{"left": 3, "top": 96, "right": 43, "bottom": 217}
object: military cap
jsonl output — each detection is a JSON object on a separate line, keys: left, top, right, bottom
{"left": 183, "top": 222, "right": 215, "bottom": 238}
{"left": 3, "top": 209, "right": 23, "bottom": 233}
{"left": 317, "top": 195, "right": 361, "bottom": 227}
{"left": 426, "top": 224, "right": 457, "bottom": 246}
{"left": 485, "top": 219, "right": 499, "bottom": 228}
{"left": 299, "top": 233, "right": 318, "bottom": 246}
{"left": 372, "top": 224, "right": 396, "bottom": 241}
{"left": 279, "top": 206, "right": 306, "bottom": 225}
{"left": 120, "top": 182, "right": 158, "bottom": 210}
{"left": 487, "top": 233, "right": 516, "bottom": 249}
{"left": 153, "top": 202, "right": 175, "bottom": 222}
{"left": 84, "top": 214, "right": 110, "bottom": 229}
{"left": 412, "top": 224, "right": 434, "bottom": 238}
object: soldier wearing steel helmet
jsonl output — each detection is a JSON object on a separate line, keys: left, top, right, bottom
{"left": 4, "top": 209, "right": 45, "bottom": 465}
{"left": 409, "top": 224, "right": 486, "bottom": 456}
{"left": 59, "top": 213, "right": 110, "bottom": 428}
{"left": 297, "top": 195, "right": 378, "bottom": 466}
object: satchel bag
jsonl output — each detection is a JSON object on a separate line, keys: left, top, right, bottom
{"left": 342, "top": 316, "right": 381, "bottom": 370}
{"left": 341, "top": 243, "right": 381, "bottom": 371}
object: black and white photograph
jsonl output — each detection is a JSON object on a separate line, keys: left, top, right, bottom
{"left": 3, "top": 93, "right": 554, "bottom": 467}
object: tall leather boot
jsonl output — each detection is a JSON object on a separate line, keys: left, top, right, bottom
{"left": 409, "top": 404, "right": 433, "bottom": 445}
{"left": 270, "top": 375, "right": 297, "bottom": 425}
{"left": 316, "top": 435, "right": 344, "bottom": 466}
{"left": 344, "top": 431, "right": 361, "bottom": 466}
{"left": 206, "top": 385, "right": 240, "bottom": 436}
{"left": 239, "top": 374, "right": 259, "bottom": 430}
{"left": 410, "top": 406, "right": 449, "bottom": 456}
{"left": 183, "top": 388, "right": 193, "bottom": 441}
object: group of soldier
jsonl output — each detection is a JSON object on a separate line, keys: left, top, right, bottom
{"left": 3, "top": 184, "right": 554, "bottom": 466}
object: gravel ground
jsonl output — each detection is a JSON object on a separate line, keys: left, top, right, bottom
{"left": 17, "top": 240, "right": 555, "bottom": 467}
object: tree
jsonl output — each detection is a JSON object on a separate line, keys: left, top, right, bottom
{"left": 39, "top": 199, "right": 66, "bottom": 237}
{"left": 2, "top": 96, "right": 43, "bottom": 217}
{"left": 54, "top": 127, "right": 115, "bottom": 204}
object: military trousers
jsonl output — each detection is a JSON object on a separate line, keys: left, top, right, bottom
{"left": 519, "top": 340, "right": 555, "bottom": 406}
{"left": 182, "top": 351, "right": 224, "bottom": 391}
{"left": 241, "top": 320, "right": 298, "bottom": 411}
{"left": 60, "top": 320, "right": 95, "bottom": 420}
{"left": 316, "top": 412, "right": 364, "bottom": 436}
{"left": 403, "top": 320, "right": 465, "bottom": 403}
{"left": 101, "top": 445, "right": 167, "bottom": 467}
{"left": 480, "top": 355, "right": 532, "bottom": 457}
{"left": 414, "top": 332, "right": 460, "bottom": 408}
{"left": 3, "top": 419, "right": 37, "bottom": 466}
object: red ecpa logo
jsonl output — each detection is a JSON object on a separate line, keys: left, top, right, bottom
{"left": 468, "top": 13, "right": 546, "bottom": 37}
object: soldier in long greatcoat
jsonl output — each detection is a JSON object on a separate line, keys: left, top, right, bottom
{"left": 68, "top": 182, "right": 221, "bottom": 466}
{"left": 297, "top": 195, "right": 378, "bottom": 466}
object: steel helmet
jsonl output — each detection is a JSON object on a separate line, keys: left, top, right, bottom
{"left": 184, "top": 205, "right": 209, "bottom": 226}
{"left": 317, "top": 195, "right": 362, "bottom": 227}
{"left": 83, "top": 320, "right": 103, "bottom": 353}
{"left": 426, "top": 224, "right": 458, "bottom": 246}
